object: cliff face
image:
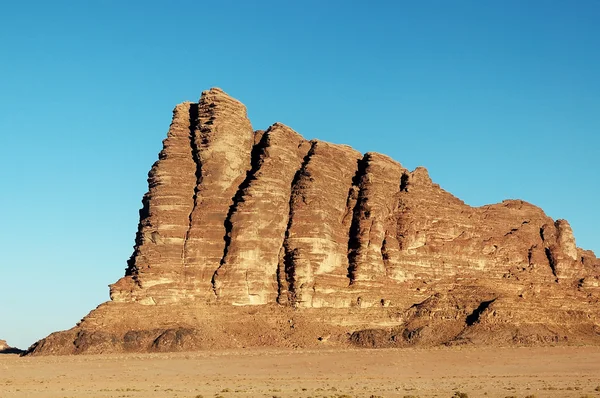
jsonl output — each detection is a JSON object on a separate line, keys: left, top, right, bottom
{"left": 27, "top": 88, "right": 600, "bottom": 355}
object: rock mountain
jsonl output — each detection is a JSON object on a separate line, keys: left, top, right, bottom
{"left": 27, "top": 88, "right": 600, "bottom": 355}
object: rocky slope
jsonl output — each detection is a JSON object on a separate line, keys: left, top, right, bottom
{"left": 26, "top": 88, "right": 600, "bottom": 355}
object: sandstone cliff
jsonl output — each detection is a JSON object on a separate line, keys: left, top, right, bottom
{"left": 26, "top": 88, "right": 600, "bottom": 355}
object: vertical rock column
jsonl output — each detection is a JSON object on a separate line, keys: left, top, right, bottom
{"left": 111, "top": 88, "right": 255, "bottom": 305}
{"left": 541, "top": 219, "right": 582, "bottom": 281}
{"left": 383, "top": 167, "right": 445, "bottom": 282}
{"left": 347, "top": 153, "right": 405, "bottom": 289}
{"left": 110, "top": 102, "right": 198, "bottom": 304}
{"left": 280, "top": 141, "right": 363, "bottom": 308}
{"left": 182, "top": 88, "right": 255, "bottom": 301}
{"left": 213, "top": 123, "right": 311, "bottom": 305}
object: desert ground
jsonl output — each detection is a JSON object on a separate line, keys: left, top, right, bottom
{"left": 1, "top": 347, "right": 600, "bottom": 398}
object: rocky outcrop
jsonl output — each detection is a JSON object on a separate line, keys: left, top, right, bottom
{"left": 0, "top": 339, "right": 23, "bottom": 354}
{"left": 280, "top": 141, "right": 362, "bottom": 308}
{"left": 110, "top": 89, "right": 255, "bottom": 304}
{"left": 26, "top": 88, "right": 600, "bottom": 355}
{"left": 213, "top": 123, "right": 312, "bottom": 305}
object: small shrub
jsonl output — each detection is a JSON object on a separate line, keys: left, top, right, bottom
{"left": 453, "top": 392, "right": 469, "bottom": 398}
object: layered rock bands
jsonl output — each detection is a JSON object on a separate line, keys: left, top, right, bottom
{"left": 27, "top": 88, "right": 600, "bottom": 355}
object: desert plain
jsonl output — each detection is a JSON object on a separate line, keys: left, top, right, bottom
{"left": 2, "top": 346, "right": 600, "bottom": 398}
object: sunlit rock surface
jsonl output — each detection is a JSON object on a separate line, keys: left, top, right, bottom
{"left": 27, "top": 88, "right": 600, "bottom": 355}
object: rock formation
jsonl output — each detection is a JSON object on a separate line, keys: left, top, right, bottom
{"left": 0, "top": 339, "right": 23, "bottom": 354}
{"left": 26, "top": 88, "right": 600, "bottom": 355}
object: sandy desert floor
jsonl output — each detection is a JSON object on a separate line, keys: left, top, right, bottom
{"left": 1, "top": 346, "right": 599, "bottom": 398}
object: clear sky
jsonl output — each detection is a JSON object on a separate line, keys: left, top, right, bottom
{"left": 1, "top": 0, "right": 598, "bottom": 349}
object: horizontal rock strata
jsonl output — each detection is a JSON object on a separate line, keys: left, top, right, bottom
{"left": 27, "top": 88, "right": 600, "bottom": 355}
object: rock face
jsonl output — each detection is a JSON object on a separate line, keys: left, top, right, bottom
{"left": 26, "top": 88, "right": 600, "bottom": 355}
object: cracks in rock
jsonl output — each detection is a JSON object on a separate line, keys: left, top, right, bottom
{"left": 400, "top": 172, "right": 409, "bottom": 192}
{"left": 276, "top": 247, "right": 288, "bottom": 305}
{"left": 347, "top": 154, "right": 370, "bottom": 285}
{"left": 278, "top": 141, "right": 317, "bottom": 305}
{"left": 465, "top": 299, "right": 496, "bottom": 326}
{"left": 182, "top": 103, "right": 201, "bottom": 266}
{"left": 527, "top": 245, "right": 536, "bottom": 267}
{"left": 341, "top": 188, "right": 358, "bottom": 226}
{"left": 539, "top": 224, "right": 559, "bottom": 281}
{"left": 504, "top": 220, "right": 530, "bottom": 237}
{"left": 281, "top": 247, "right": 299, "bottom": 305}
{"left": 545, "top": 247, "right": 558, "bottom": 280}
{"left": 211, "top": 131, "right": 271, "bottom": 298}
{"left": 381, "top": 237, "right": 391, "bottom": 276}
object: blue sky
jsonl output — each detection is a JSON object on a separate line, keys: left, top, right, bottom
{"left": 1, "top": 0, "right": 598, "bottom": 349}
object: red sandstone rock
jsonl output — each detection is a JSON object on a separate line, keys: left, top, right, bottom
{"left": 26, "top": 88, "right": 600, "bottom": 355}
